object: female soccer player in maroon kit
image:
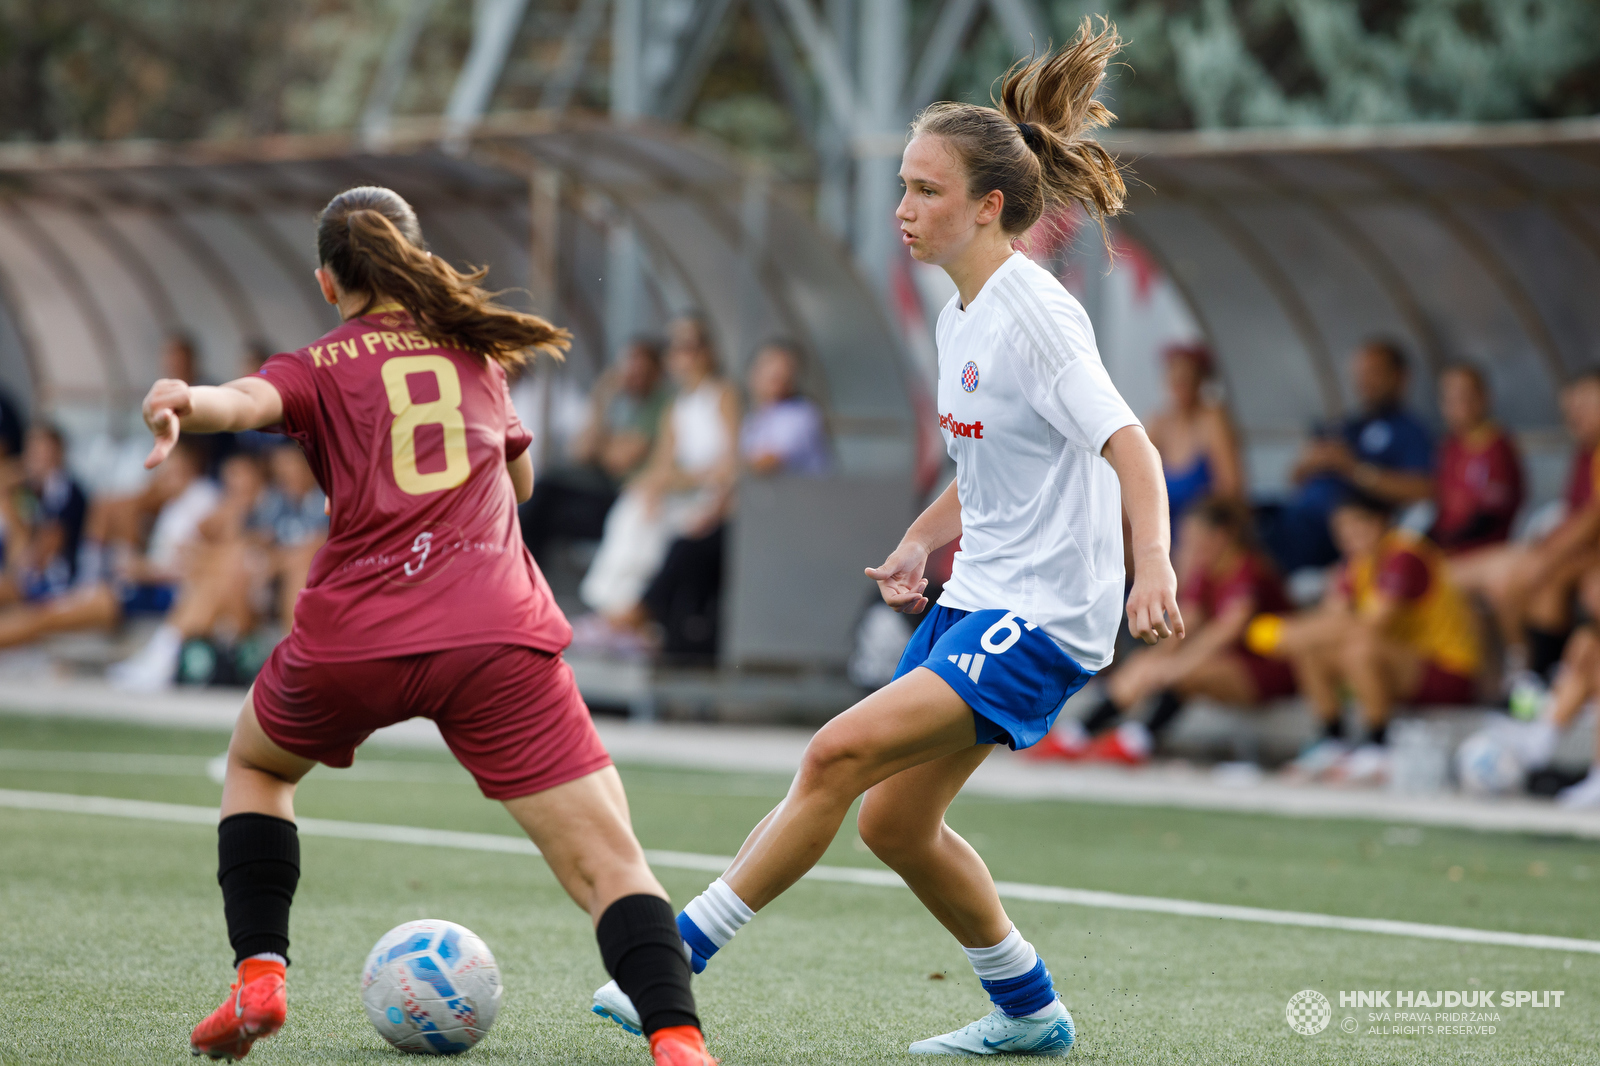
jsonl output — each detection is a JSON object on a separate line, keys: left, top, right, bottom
{"left": 140, "top": 187, "right": 713, "bottom": 1065}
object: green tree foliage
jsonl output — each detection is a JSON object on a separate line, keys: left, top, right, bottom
{"left": 1073, "top": 0, "right": 1600, "bottom": 129}
{"left": 0, "top": 0, "right": 478, "bottom": 142}
{"left": 0, "top": 0, "right": 1596, "bottom": 143}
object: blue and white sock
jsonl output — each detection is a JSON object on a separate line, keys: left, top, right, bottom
{"left": 964, "top": 927, "right": 1057, "bottom": 1018}
{"left": 677, "top": 878, "right": 754, "bottom": 974}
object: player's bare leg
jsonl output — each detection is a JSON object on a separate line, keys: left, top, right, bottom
{"left": 192, "top": 693, "right": 314, "bottom": 1060}
{"left": 501, "top": 767, "right": 668, "bottom": 922}
{"left": 509, "top": 768, "right": 713, "bottom": 1063}
{"left": 605, "top": 669, "right": 1073, "bottom": 1054}
{"left": 221, "top": 694, "right": 315, "bottom": 820}
{"left": 720, "top": 668, "right": 977, "bottom": 908}
{"left": 858, "top": 743, "right": 1078, "bottom": 1054}
{"left": 855, "top": 744, "right": 1008, "bottom": 948}
{"left": 591, "top": 669, "right": 974, "bottom": 1042}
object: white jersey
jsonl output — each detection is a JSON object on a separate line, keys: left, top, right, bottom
{"left": 934, "top": 253, "right": 1140, "bottom": 671}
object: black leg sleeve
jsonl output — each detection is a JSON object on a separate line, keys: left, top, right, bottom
{"left": 1144, "top": 689, "right": 1186, "bottom": 738}
{"left": 1080, "top": 696, "right": 1122, "bottom": 736}
{"left": 218, "top": 813, "right": 301, "bottom": 967}
{"left": 596, "top": 894, "right": 699, "bottom": 1035}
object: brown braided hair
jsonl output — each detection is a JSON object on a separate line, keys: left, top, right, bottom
{"left": 315, "top": 186, "right": 569, "bottom": 368}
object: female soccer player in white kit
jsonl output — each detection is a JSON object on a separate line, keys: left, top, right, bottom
{"left": 593, "top": 21, "right": 1181, "bottom": 1055}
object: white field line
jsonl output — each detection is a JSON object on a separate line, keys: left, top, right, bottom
{"left": 3, "top": 788, "right": 1598, "bottom": 957}
{"left": 0, "top": 748, "right": 471, "bottom": 783}
{"left": 0, "top": 748, "right": 786, "bottom": 795}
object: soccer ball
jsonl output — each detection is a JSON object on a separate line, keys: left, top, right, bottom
{"left": 1455, "top": 731, "right": 1525, "bottom": 796}
{"left": 361, "top": 919, "right": 502, "bottom": 1054}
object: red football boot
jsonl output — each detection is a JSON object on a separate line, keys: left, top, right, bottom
{"left": 189, "top": 958, "right": 287, "bottom": 1061}
{"left": 649, "top": 1025, "right": 719, "bottom": 1066}
{"left": 1080, "top": 721, "right": 1152, "bottom": 766}
{"left": 1024, "top": 721, "right": 1090, "bottom": 761}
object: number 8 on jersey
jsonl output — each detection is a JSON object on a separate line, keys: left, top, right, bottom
{"left": 381, "top": 355, "right": 470, "bottom": 495}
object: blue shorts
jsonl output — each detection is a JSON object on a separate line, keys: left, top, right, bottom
{"left": 892, "top": 603, "right": 1093, "bottom": 750}
{"left": 119, "top": 583, "right": 175, "bottom": 616}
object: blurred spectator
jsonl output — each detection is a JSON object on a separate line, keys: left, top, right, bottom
{"left": 233, "top": 339, "right": 281, "bottom": 455}
{"left": 1145, "top": 343, "right": 1243, "bottom": 525}
{"left": 254, "top": 443, "right": 328, "bottom": 628}
{"left": 0, "top": 425, "right": 87, "bottom": 606}
{"left": 0, "top": 439, "right": 218, "bottom": 648}
{"left": 109, "top": 444, "right": 326, "bottom": 691}
{"left": 738, "top": 340, "right": 831, "bottom": 477}
{"left": 1259, "top": 340, "right": 1433, "bottom": 573}
{"left": 1033, "top": 497, "right": 1294, "bottom": 764}
{"left": 1255, "top": 492, "right": 1481, "bottom": 784}
{"left": 639, "top": 340, "right": 832, "bottom": 662}
{"left": 574, "top": 316, "right": 739, "bottom": 650}
{"left": 1430, "top": 363, "right": 1523, "bottom": 554}
{"left": 1504, "top": 615, "right": 1600, "bottom": 808}
{"left": 163, "top": 332, "right": 205, "bottom": 384}
{"left": 0, "top": 380, "right": 23, "bottom": 459}
{"left": 108, "top": 452, "right": 266, "bottom": 690}
{"left": 1451, "top": 370, "right": 1600, "bottom": 678}
{"left": 520, "top": 336, "right": 670, "bottom": 564}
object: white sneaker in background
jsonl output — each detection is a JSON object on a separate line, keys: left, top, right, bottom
{"left": 106, "top": 624, "right": 183, "bottom": 693}
{"left": 1330, "top": 743, "right": 1390, "bottom": 786}
{"left": 1556, "top": 771, "right": 1600, "bottom": 809}
{"left": 1284, "top": 738, "right": 1349, "bottom": 781}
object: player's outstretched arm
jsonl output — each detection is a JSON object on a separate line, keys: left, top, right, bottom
{"left": 865, "top": 478, "right": 962, "bottom": 615}
{"left": 1103, "top": 424, "right": 1183, "bottom": 644}
{"left": 142, "top": 376, "right": 285, "bottom": 469}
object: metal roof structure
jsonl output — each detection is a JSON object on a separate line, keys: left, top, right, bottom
{"left": 1, "top": 116, "right": 1597, "bottom": 481}
{"left": 0, "top": 122, "right": 919, "bottom": 478}
{"left": 1110, "top": 119, "right": 1600, "bottom": 438}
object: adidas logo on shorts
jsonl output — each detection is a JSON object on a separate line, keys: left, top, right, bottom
{"left": 947, "top": 653, "right": 987, "bottom": 682}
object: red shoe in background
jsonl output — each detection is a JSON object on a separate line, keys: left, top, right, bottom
{"left": 1080, "top": 721, "right": 1152, "bottom": 766}
{"left": 1025, "top": 720, "right": 1090, "bottom": 761}
{"left": 189, "top": 958, "right": 287, "bottom": 1062}
{"left": 649, "top": 1025, "right": 719, "bottom": 1065}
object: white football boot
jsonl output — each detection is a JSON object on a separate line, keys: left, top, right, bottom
{"left": 1557, "top": 770, "right": 1600, "bottom": 809}
{"left": 909, "top": 998, "right": 1076, "bottom": 1056}
{"left": 591, "top": 979, "right": 643, "bottom": 1036}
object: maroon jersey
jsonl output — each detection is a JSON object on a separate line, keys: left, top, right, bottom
{"left": 257, "top": 306, "right": 570, "bottom": 662}
{"left": 1430, "top": 426, "right": 1523, "bottom": 553}
{"left": 1565, "top": 443, "right": 1600, "bottom": 514}
{"left": 1181, "top": 551, "right": 1290, "bottom": 623}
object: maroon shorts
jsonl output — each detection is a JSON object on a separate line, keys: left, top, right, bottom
{"left": 1234, "top": 649, "right": 1298, "bottom": 702}
{"left": 252, "top": 639, "right": 611, "bottom": 800}
{"left": 1409, "top": 662, "right": 1478, "bottom": 706}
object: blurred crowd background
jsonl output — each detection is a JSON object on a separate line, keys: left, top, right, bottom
{"left": 2, "top": 0, "right": 1600, "bottom": 804}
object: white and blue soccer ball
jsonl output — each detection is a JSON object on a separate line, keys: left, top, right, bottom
{"left": 1455, "top": 731, "right": 1525, "bottom": 796}
{"left": 362, "top": 919, "right": 502, "bottom": 1055}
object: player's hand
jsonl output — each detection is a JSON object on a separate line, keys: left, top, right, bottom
{"left": 1126, "top": 552, "right": 1184, "bottom": 645}
{"left": 865, "top": 540, "right": 931, "bottom": 615}
{"left": 142, "top": 378, "right": 193, "bottom": 469}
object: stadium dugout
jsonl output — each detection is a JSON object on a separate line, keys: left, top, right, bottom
{"left": 1, "top": 117, "right": 1598, "bottom": 724}
{"left": 1109, "top": 118, "right": 1600, "bottom": 503}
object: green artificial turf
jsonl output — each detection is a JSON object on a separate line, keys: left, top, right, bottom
{"left": 0, "top": 711, "right": 1596, "bottom": 1065}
